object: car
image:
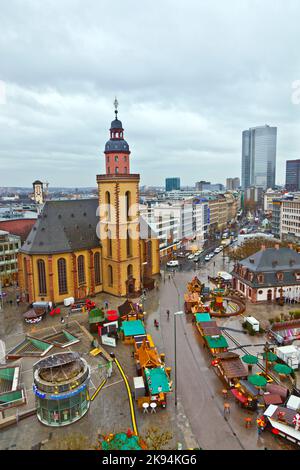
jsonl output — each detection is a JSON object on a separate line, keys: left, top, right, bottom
{"left": 193, "top": 256, "right": 200, "bottom": 263}
{"left": 214, "top": 247, "right": 221, "bottom": 254}
{"left": 195, "top": 250, "right": 203, "bottom": 256}
{"left": 187, "top": 254, "right": 195, "bottom": 260}
{"left": 205, "top": 255, "right": 211, "bottom": 262}
{"left": 166, "top": 260, "right": 179, "bottom": 267}
{"left": 177, "top": 252, "right": 185, "bottom": 258}
{"left": 209, "top": 252, "right": 214, "bottom": 258}
{"left": 218, "top": 245, "right": 224, "bottom": 250}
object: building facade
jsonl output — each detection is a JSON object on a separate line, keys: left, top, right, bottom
{"left": 242, "top": 125, "right": 277, "bottom": 190}
{"left": 286, "top": 159, "right": 300, "bottom": 192}
{"left": 232, "top": 246, "right": 300, "bottom": 303}
{"left": 18, "top": 106, "right": 160, "bottom": 303}
{"left": 0, "top": 230, "right": 21, "bottom": 286}
{"left": 226, "top": 178, "right": 240, "bottom": 191}
{"left": 165, "top": 178, "right": 180, "bottom": 192}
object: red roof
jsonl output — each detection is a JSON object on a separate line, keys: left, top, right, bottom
{"left": 231, "top": 388, "right": 248, "bottom": 404}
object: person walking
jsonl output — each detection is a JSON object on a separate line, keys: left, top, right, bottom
{"left": 223, "top": 402, "right": 230, "bottom": 419}
{"left": 166, "top": 309, "right": 170, "bottom": 321}
{"left": 104, "top": 300, "right": 109, "bottom": 309}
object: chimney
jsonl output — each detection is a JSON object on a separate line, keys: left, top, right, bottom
{"left": 261, "top": 244, "right": 266, "bottom": 251}
{"left": 275, "top": 243, "right": 280, "bottom": 250}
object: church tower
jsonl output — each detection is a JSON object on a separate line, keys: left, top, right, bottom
{"left": 97, "top": 99, "right": 141, "bottom": 297}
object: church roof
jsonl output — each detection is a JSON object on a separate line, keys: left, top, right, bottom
{"left": 105, "top": 139, "right": 130, "bottom": 153}
{"left": 20, "top": 199, "right": 100, "bottom": 254}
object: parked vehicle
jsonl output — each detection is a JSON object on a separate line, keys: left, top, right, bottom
{"left": 205, "top": 255, "right": 211, "bottom": 262}
{"left": 177, "top": 252, "right": 185, "bottom": 258}
{"left": 187, "top": 254, "right": 195, "bottom": 260}
{"left": 214, "top": 247, "right": 221, "bottom": 254}
{"left": 209, "top": 252, "right": 214, "bottom": 259}
{"left": 193, "top": 256, "right": 200, "bottom": 263}
{"left": 166, "top": 260, "right": 179, "bottom": 267}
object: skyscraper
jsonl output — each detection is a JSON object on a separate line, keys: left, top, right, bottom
{"left": 165, "top": 177, "right": 180, "bottom": 192}
{"left": 241, "top": 125, "right": 277, "bottom": 190}
{"left": 286, "top": 159, "right": 300, "bottom": 192}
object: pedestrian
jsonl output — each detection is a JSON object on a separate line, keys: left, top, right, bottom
{"left": 166, "top": 309, "right": 170, "bottom": 320}
{"left": 168, "top": 274, "right": 171, "bottom": 281}
{"left": 104, "top": 300, "right": 109, "bottom": 309}
{"left": 223, "top": 402, "right": 230, "bottom": 419}
{"left": 16, "top": 297, "right": 20, "bottom": 307}
{"left": 60, "top": 317, "right": 65, "bottom": 324}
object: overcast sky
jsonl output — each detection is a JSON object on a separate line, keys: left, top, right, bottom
{"left": 1, "top": 0, "right": 300, "bottom": 188}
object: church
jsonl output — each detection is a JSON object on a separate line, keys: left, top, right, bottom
{"left": 18, "top": 103, "right": 160, "bottom": 304}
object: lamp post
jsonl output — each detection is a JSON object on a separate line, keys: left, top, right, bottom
{"left": 174, "top": 310, "right": 183, "bottom": 407}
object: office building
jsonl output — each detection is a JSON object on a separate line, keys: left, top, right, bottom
{"left": 165, "top": 178, "right": 180, "bottom": 192}
{"left": 241, "top": 125, "right": 277, "bottom": 190}
{"left": 286, "top": 159, "right": 300, "bottom": 192}
{"left": 226, "top": 178, "right": 240, "bottom": 191}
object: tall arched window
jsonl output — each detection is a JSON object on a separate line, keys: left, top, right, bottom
{"left": 37, "top": 259, "right": 47, "bottom": 295}
{"left": 105, "top": 191, "right": 111, "bottom": 221}
{"left": 94, "top": 252, "right": 101, "bottom": 285}
{"left": 107, "top": 229, "right": 112, "bottom": 257}
{"left": 125, "top": 191, "right": 131, "bottom": 220}
{"left": 115, "top": 167, "right": 119, "bottom": 174}
{"left": 57, "top": 258, "right": 68, "bottom": 295}
{"left": 108, "top": 265, "right": 113, "bottom": 286}
{"left": 77, "top": 255, "right": 85, "bottom": 286}
{"left": 126, "top": 229, "right": 132, "bottom": 257}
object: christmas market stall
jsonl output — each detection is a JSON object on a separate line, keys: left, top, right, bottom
{"left": 184, "top": 292, "right": 201, "bottom": 314}
{"left": 262, "top": 403, "right": 300, "bottom": 447}
{"left": 211, "top": 352, "right": 248, "bottom": 387}
{"left": 231, "top": 379, "right": 261, "bottom": 410}
{"left": 120, "top": 320, "right": 146, "bottom": 345}
{"left": 118, "top": 299, "right": 144, "bottom": 321}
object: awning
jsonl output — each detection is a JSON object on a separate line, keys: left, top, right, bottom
{"left": 231, "top": 388, "right": 248, "bottom": 404}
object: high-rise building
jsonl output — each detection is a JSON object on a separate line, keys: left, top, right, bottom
{"left": 165, "top": 177, "right": 180, "bottom": 192}
{"left": 285, "top": 159, "right": 300, "bottom": 192}
{"left": 241, "top": 125, "right": 277, "bottom": 190}
{"left": 226, "top": 177, "right": 240, "bottom": 190}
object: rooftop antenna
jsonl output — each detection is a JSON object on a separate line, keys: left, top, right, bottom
{"left": 114, "top": 96, "right": 118, "bottom": 119}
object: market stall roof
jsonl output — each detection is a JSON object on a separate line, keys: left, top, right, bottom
{"left": 88, "top": 308, "right": 105, "bottom": 324}
{"left": 136, "top": 340, "right": 161, "bottom": 369}
{"left": 219, "top": 357, "right": 248, "bottom": 379}
{"left": 204, "top": 335, "right": 228, "bottom": 349}
{"left": 195, "top": 313, "right": 211, "bottom": 323}
{"left": 238, "top": 379, "right": 260, "bottom": 397}
{"left": 144, "top": 367, "right": 171, "bottom": 394}
{"left": 23, "top": 308, "right": 46, "bottom": 320}
{"left": 184, "top": 293, "right": 200, "bottom": 303}
{"left": 201, "top": 326, "right": 222, "bottom": 336}
{"left": 231, "top": 388, "right": 248, "bottom": 404}
{"left": 263, "top": 393, "right": 282, "bottom": 406}
{"left": 118, "top": 299, "right": 136, "bottom": 316}
{"left": 266, "top": 383, "right": 289, "bottom": 399}
{"left": 264, "top": 404, "right": 297, "bottom": 426}
{"left": 121, "top": 320, "right": 145, "bottom": 337}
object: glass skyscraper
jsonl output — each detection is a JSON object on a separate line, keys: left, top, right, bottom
{"left": 286, "top": 159, "right": 300, "bottom": 192}
{"left": 241, "top": 125, "right": 277, "bottom": 190}
{"left": 165, "top": 177, "right": 180, "bottom": 191}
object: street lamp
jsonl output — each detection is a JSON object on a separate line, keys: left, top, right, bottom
{"left": 174, "top": 310, "right": 183, "bottom": 407}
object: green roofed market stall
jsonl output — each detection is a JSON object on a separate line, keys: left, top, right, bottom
{"left": 195, "top": 313, "right": 211, "bottom": 323}
{"left": 204, "top": 335, "right": 229, "bottom": 355}
{"left": 121, "top": 320, "right": 146, "bottom": 344}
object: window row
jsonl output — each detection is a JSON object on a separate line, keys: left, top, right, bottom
{"left": 36, "top": 253, "right": 102, "bottom": 296}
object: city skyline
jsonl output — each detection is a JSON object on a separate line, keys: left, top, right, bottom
{"left": 1, "top": 1, "right": 300, "bottom": 187}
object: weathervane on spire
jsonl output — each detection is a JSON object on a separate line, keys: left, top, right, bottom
{"left": 114, "top": 96, "right": 119, "bottom": 119}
